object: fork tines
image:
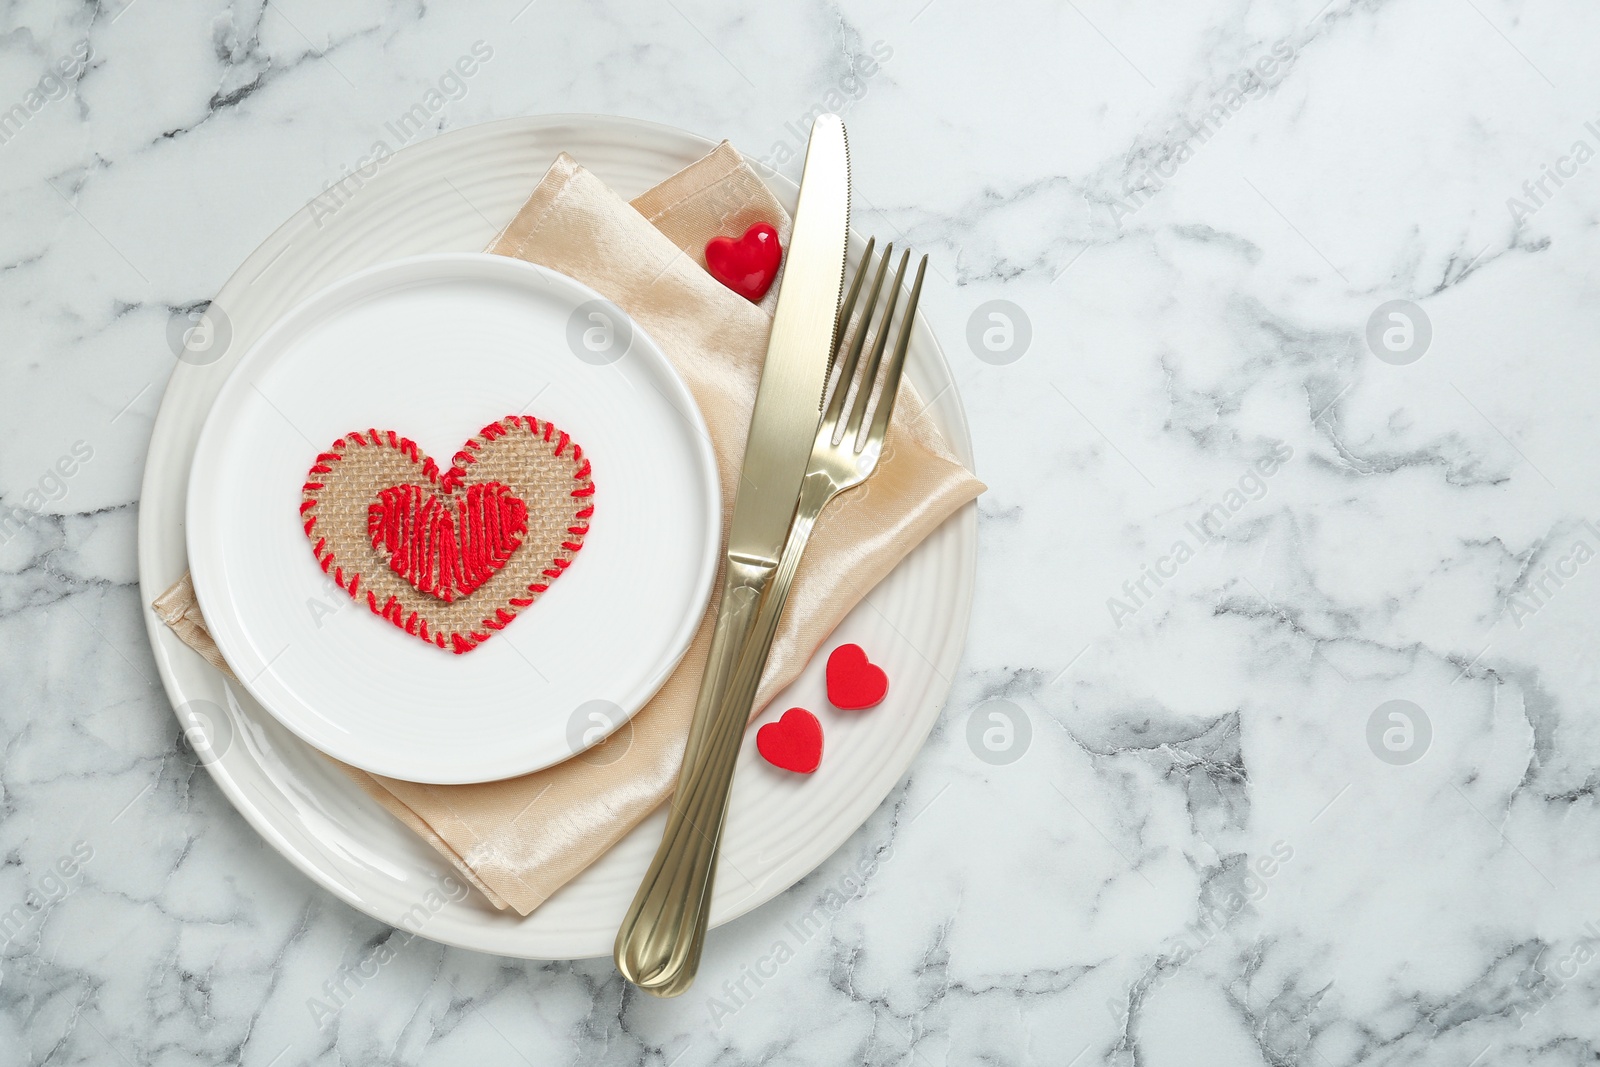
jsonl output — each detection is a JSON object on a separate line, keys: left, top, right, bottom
{"left": 825, "top": 237, "right": 929, "bottom": 453}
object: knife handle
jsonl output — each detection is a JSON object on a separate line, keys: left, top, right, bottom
{"left": 613, "top": 553, "right": 771, "bottom": 994}
{"left": 614, "top": 475, "right": 831, "bottom": 997}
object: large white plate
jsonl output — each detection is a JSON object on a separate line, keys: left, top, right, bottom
{"left": 186, "top": 254, "right": 720, "bottom": 783}
{"left": 137, "top": 114, "right": 977, "bottom": 959}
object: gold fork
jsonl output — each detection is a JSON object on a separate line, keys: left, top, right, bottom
{"left": 614, "top": 238, "right": 929, "bottom": 996}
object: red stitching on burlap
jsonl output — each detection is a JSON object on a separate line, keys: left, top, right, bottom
{"left": 305, "top": 415, "right": 594, "bottom": 654}
{"left": 368, "top": 482, "right": 528, "bottom": 602}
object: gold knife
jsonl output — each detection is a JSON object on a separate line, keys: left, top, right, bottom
{"left": 614, "top": 114, "right": 851, "bottom": 996}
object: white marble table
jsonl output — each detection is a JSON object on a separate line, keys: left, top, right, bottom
{"left": 4, "top": 0, "right": 1600, "bottom": 1063}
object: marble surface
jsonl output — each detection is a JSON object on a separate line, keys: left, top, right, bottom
{"left": 4, "top": 0, "right": 1600, "bottom": 1063}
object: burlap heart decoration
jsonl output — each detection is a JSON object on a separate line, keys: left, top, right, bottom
{"left": 300, "top": 416, "right": 595, "bottom": 653}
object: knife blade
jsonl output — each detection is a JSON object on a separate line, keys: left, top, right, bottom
{"left": 680, "top": 115, "right": 852, "bottom": 773}
{"left": 726, "top": 113, "right": 851, "bottom": 563}
{"left": 614, "top": 114, "right": 851, "bottom": 996}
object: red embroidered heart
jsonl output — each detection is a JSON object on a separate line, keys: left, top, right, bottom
{"left": 756, "top": 707, "right": 823, "bottom": 773}
{"left": 301, "top": 417, "right": 594, "bottom": 654}
{"left": 704, "top": 222, "right": 782, "bottom": 302}
{"left": 826, "top": 644, "right": 888, "bottom": 710}
{"left": 368, "top": 482, "right": 528, "bottom": 602}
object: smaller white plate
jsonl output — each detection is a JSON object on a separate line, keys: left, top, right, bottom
{"left": 186, "top": 253, "right": 720, "bottom": 784}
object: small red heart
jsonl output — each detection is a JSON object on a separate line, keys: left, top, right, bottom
{"left": 704, "top": 222, "right": 782, "bottom": 302}
{"left": 826, "top": 644, "right": 888, "bottom": 710}
{"left": 756, "top": 707, "right": 823, "bottom": 773}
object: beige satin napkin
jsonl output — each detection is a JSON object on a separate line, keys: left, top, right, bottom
{"left": 153, "top": 142, "right": 983, "bottom": 914}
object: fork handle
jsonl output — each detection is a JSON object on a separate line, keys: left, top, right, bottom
{"left": 613, "top": 473, "right": 835, "bottom": 996}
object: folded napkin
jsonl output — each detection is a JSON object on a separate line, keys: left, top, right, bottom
{"left": 153, "top": 142, "right": 984, "bottom": 914}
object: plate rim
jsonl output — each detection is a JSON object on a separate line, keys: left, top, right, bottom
{"left": 182, "top": 250, "right": 722, "bottom": 783}
{"left": 136, "top": 112, "right": 977, "bottom": 958}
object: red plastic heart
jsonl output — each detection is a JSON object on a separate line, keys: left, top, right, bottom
{"left": 756, "top": 707, "right": 823, "bottom": 773}
{"left": 826, "top": 643, "right": 888, "bottom": 710}
{"left": 704, "top": 222, "right": 782, "bottom": 302}
{"left": 369, "top": 482, "right": 528, "bottom": 603}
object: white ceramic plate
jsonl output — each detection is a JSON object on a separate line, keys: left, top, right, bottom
{"left": 186, "top": 254, "right": 720, "bottom": 784}
{"left": 137, "top": 114, "right": 977, "bottom": 959}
